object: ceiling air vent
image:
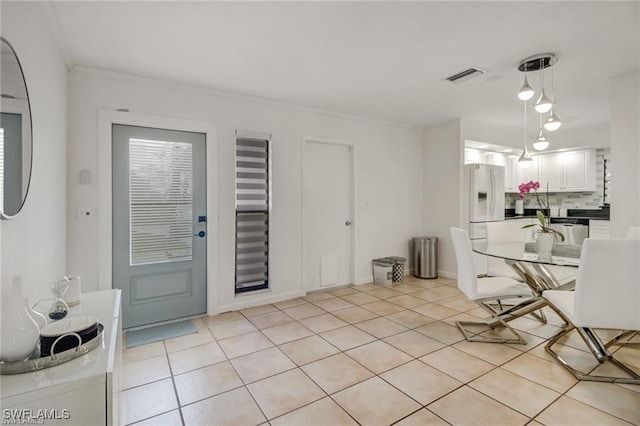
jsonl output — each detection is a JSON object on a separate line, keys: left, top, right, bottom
{"left": 446, "top": 67, "right": 486, "bottom": 83}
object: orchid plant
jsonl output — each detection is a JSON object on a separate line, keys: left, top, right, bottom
{"left": 518, "top": 180, "right": 565, "bottom": 242}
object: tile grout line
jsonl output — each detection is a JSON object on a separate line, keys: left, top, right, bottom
{"left": 228, "top": 294, "right": 447, "bottom": 424}
{"left": 122, "top": 281, "right": 638, "bottom": 425}
{"left": 162, "top": 339, "right": 187, "bottom": 426}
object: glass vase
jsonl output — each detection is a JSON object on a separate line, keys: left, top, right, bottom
{"left": 0, "top": 277, "right": 40, "bottom": 362}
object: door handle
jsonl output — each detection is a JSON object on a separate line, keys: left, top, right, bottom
{"left": 193, "top": 231, "right": 206, "bottom": 238}
{"left": 345, "top": 221, "right": 352, "bottom": 226}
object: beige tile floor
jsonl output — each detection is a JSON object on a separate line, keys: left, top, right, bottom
{"left": 121, "top": 276, "right": 640, "bottom": 425}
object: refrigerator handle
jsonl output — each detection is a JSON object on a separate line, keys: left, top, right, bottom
{"left": 490, "top": 168, "right": 495, "bottom": 219}
{"left": 489, "top": 168, "right": 495, "bottom": 220}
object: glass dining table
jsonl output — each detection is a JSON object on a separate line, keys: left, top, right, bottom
{"left": 471, "top": 240, "right": 582, "bottom": 326}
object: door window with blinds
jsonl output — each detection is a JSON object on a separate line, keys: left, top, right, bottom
{"left": 235, "top": 132, "right": 271, "bottom": 293}
{"left": 129, "top": 138, "right": 193, "bottom": 265}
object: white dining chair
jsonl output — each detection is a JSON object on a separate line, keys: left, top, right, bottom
{"left": 542, "top": 238, "right": 640, "bottom": 384}
{"left": 486, "top": 219, "right": 534, "bottom": 281}
{"left": 450, "top": 227, "right": 534, "bottom": 344}
{"left": 605, "top": 225, "right": 640, "bottom": 347}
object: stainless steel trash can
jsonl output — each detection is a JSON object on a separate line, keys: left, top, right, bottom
{"left": 413, "top": 237, "right": 438, "bottom": 279}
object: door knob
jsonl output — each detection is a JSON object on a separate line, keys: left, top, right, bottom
{"left": 345, "top": 221, "right": 352, "bottom": 226}
{"left": 193, "top": 231, "right": 206, "bottom": 238}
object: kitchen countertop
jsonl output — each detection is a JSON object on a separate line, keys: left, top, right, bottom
{"left": 505, "top": 207, "right": 610, "bottom": 220}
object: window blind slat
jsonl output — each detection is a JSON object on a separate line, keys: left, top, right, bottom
{"left": 236, "top": 138, "right": 267, "bottom": 148}
{"left": 236, "top": 150, "right": 267, "bottom": 159}
{"left": 236, "top": 172, "right": 267, "bottom": 180}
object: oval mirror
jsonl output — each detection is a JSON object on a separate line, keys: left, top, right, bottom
{"left": 0, "top": 37, "right": 32, "bottom": 219}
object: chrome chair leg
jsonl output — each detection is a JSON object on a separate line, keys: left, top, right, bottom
{"left": 506, "top": 261, "right": 550, "bottom": 325}
{"left": 456, "top": 297, "right": 529, "bottom": 345}
{"left": 605, "top": 330, "right": 640, "bottom": 348}
{"left": 484, "top": 297, "right": 548, "bottom": 328}
{"left": 528, "top": 309, "right": 547, "bottom": 324}
{"left": 544, "top": 304, "right": 640, "bottom": 384}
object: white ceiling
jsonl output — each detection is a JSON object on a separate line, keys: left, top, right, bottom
{"left": 46, "top": 1, "right": 639, "bottom": 149}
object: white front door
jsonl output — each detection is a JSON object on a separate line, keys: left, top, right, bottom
{"left": 112, "top": 124, "right": 207, "bottom": 328}
{"left": 303, "top": 140, "right": 353, "bottom": 291}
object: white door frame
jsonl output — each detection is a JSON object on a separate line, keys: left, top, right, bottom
{"left": 301, "top": 136, "right": 356, "bottom": 292}
{"left": 98, "top": 110, "right": 219, "bottom": 315}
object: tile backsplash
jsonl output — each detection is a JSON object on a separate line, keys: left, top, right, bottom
{"left": 505, "top": 148, "right": 609, "bottom": 211}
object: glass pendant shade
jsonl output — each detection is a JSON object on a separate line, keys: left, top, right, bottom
{"left": 518, "top": 149, "right": 533, "bottom": 168}
{"left": 535, "top": 90, "right": 553, "bottom": 113}
{"left": 544, "top": 108, "right": 562, "bottom": 131}
{"left": 532, "top": 128, "right": 550, "bottom": 151}
{"left": 517, "top": 74, "right": 534, "bottom": 101}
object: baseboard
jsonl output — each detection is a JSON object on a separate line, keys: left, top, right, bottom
{"left": 213, "top": 268, "right": 455, "bottom": 315}
{"left": 356, "top": 268, "right": 417, "bottom": 286}
{"left": 215, "top": 289, "right": 306, "bottom": 314}
{"left": 438, "top": 269, "right": 457, "bottom": 279}
{"left": 355, "top": 275, "right": 374, "bottom": 285}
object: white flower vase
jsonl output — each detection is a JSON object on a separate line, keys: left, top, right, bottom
{"left": 536, "top": 232, "right": 555, "bottom": 254}
{"left": 515, "top": 199, "right": 524, "bottom": 215}
{"left": 0, "top": 277, "right": 41, "bottom": 362}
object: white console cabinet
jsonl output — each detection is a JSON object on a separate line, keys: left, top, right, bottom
{"left": 1, "top": 290, "right": 122, "bottom": 425}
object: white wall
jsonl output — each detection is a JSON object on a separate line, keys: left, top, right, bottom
{"left": 610, "top": 70, "right": 640, "bottom": 237}
{"left": 67, "top": 68, "right": 423, "bottom": 314}
{"left": 1, "top": 2, "right": 68, "bottom": 303}
{"left": 422, "top": 119, "right": 463, "bottom": 277}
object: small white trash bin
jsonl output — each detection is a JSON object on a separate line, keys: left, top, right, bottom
{"left": 372, "top": 258, "right": 394, "bottom": 285}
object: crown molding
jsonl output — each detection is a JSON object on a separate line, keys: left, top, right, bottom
{"left": 39, "top": 1, "right": 74, "bottom": 70}
{"left": 71, "top": 65, "right": 424, "bottom": 132}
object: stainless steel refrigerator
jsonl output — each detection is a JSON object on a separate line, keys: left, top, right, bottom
{"left": 463, "top": 164, "right": 505, "bottom": 274}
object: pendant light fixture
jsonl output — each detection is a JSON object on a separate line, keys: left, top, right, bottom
{"left": 517, "top": 64, "right": 534, "bottom": 101}
{"left": 517, "top": 53, "right": 559, "bottom": 154}
{"left": 534, "top": 58, "right": 553, "bottom": 113}
{"left": 544, "top": 64, "right": 562, "bottom": 131}
{"left": 545, "top": 109, "right": 562, "bottom": 132}
{"left": 533, "top": 114, "right": 550, "bottom": 151}
{"left": 518, "top": 99, "right": 533, "bottom": 168}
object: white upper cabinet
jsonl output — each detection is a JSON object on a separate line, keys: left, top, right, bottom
{"left": 469, "top": 146, "right": 597, "bottom": 194}
{"left": 539, "top": 149, "right": 596, "bottom": 192}
{"left": 514, "top": 155, "right": 540, "bottom": 189}
{"left": 465, "top": 149, "right": 510, "bottom": 167}
{"left": 504, "top": 154, "right": 540, "bottom": 193}
{"left": 564, "top": 150, "right": 595, "bottom": 190}
{"left": 465, "top": 148, "right": 485, "bottom": 164}
{"left": 539, "top": 153, "right": 565, "bottom": 191}
{"left": 505, "top": 155, "right": 519, "bottom": 192}
{"left": 484, "top": 151, "right": 508, "bottom": 167}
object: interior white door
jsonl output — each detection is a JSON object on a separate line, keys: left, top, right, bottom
{"left": 303, "top": 141, "right": 352, "bottom": 291}
{"left": 112, "top": 124, "right": 207, "bottom": 329}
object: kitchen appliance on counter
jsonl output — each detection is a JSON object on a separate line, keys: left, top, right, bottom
{"left": 550, "top": 217, "right": 589, "bottom": 245}
{"left": 463, "top": 164, "right": 505, "bottom": 274}
{"left": 550, "top": 223, "right": 588, "bottom": 245}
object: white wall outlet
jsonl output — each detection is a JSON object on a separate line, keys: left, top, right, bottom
{"left": 77, "top": 207, "right": 93, "bottom": 220}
